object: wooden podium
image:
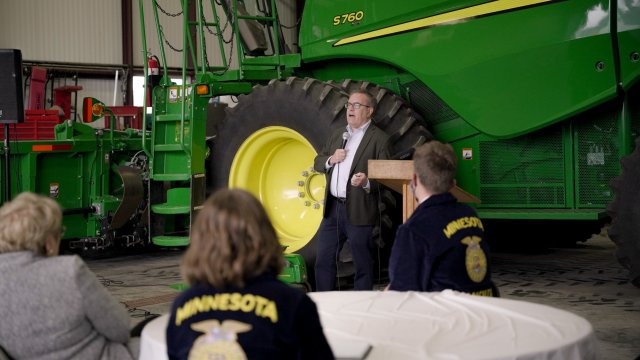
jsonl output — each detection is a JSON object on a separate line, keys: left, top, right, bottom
{"left": 368, "top": 160, "right": 480, "bottom": 222}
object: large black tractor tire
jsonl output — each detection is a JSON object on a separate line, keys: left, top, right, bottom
{"left": 607, "top": 136, "right": 640, "bottom": 288}
{"left": 211, "top": 77, "right": 431, "bottom": 287}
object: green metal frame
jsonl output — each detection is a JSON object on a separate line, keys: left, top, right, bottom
{"left": 0, "top": 120, "right": 145, "bottom": 241}
{"left": 137, "top": 0, "right": 640, "bottom": 240}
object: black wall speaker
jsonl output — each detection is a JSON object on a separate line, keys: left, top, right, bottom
{"left": 0, "top": 49, "right": 24, "bottom": 124}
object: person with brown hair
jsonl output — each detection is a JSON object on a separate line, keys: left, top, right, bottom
{"left": 313, "top": 90, "right": 392, "bottom": 291}
{"left": 387, "top": 141, "right": 494, "bottom": 295}
{"left": 0, "top": 192, "right": 137, "bottom": 360}
{"left": 166, "top": 189, "right": 334, "bottom": 360}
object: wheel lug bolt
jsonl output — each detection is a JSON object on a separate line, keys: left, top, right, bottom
{"left": 297, "top": 181, "right": 304, "bottom": 186}
{"left": 301, "top": 171, "right": 309, "bottom": 177}
{"left": 298, "top": 192, "right": 305, "bottom": 198}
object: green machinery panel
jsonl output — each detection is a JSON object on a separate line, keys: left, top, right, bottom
{"left": 300, "top": 0, "right": 621, "bottom": 138}
{"left": 0, "top": 121, "right": 145, "bottom": 242}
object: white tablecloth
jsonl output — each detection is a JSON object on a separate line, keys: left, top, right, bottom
{"left": 138, "top": 313, "right": 170, "bottom": 360}
{"left": 139, "top": 290, "right": 597, "bottom": 360}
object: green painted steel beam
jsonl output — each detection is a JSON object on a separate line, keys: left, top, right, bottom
{"left": 152, "top": 174, "right": 191, "bottom": 181}
{"left": 210, "top": 81, "right": 254, "bottom": 95}
{"left": 242, "top": 54, "right": 300, "bottom": 67}
{"left": 151, "top": 204, "right": 191, "bottom": 215}
{"left": 240, "top": 70, "right": 286, "bottom": 81}
{"left": 152, "top": 236, "right": 190, "bottom": 246}
{"left": 477, "top": 209, "right": 609, "bottom": 220}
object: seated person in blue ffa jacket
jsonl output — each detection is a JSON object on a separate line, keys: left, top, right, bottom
{"left": 387, "top": 141, "right": 494, "bottom": 296}
{"left": 166, "top": 189, "right": 334, "bottom": 360}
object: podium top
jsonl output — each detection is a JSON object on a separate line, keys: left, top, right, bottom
{"left": 368, "top": 160, "right": 480, "bottom": 204}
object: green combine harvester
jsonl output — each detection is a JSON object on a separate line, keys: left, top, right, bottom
{"left": 2, "top": 0, "right": 638, "bottom": 288}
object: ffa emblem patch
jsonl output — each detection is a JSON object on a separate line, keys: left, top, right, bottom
{"left": 188, "top": 319, "right": 252, "bottom": 360}
{"left": 461, "top": 236, "right": 487, "bottom": 283}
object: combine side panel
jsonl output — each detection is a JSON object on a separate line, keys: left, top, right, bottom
{"left": 300, "top": 0, "right": 619, "bottom": 139}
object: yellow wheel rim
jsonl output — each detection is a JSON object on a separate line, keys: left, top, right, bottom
{"left": 229, "top": 126, "right": 325, "bottom": 253}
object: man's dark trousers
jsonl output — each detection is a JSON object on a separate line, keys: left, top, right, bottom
{"left": 315, "top": 198, "right": 374, "bottom": 291}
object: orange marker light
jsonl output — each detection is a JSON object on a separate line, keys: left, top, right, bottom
{"left": 196, "top": 84, "right": 209, "bottom": 95}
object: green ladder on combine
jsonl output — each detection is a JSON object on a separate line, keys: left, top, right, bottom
{"left": 147, "top": 83, "right": 209, "bottom": 246}
{"left": 140, "top": 0, "right": 297, "bottom": 249}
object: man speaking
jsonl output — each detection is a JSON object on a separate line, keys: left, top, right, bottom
{"left": 313, "top": 90, "right": 391, "bottom": 291}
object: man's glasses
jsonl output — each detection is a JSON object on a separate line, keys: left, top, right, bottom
{"left": 345, "top": 102, "right": 371, "bottom": 110}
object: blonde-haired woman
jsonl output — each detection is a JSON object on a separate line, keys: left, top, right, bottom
{"left": 166, "top": 189, "right": 334, "bottom": 360}
{"left": 0, "top": 192, "right": 137, "bottom": 360}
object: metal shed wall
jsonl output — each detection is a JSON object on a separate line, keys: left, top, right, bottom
{"left": 1, "top": 0, "right": 298, "bottom": 109}
{"left": 0, "top": 0, "right": 122, "bottom": 64}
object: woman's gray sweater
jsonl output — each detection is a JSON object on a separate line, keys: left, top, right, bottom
{"left": 0, "top": 252, "right": 134, "bottom": 360}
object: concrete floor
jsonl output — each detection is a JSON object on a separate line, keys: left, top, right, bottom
{"left": 87, "top": 230, "right": 640, "bottom": 359}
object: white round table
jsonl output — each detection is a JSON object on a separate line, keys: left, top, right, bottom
{"left": 139, "top": 290, "right": 597, "bottom": 360}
